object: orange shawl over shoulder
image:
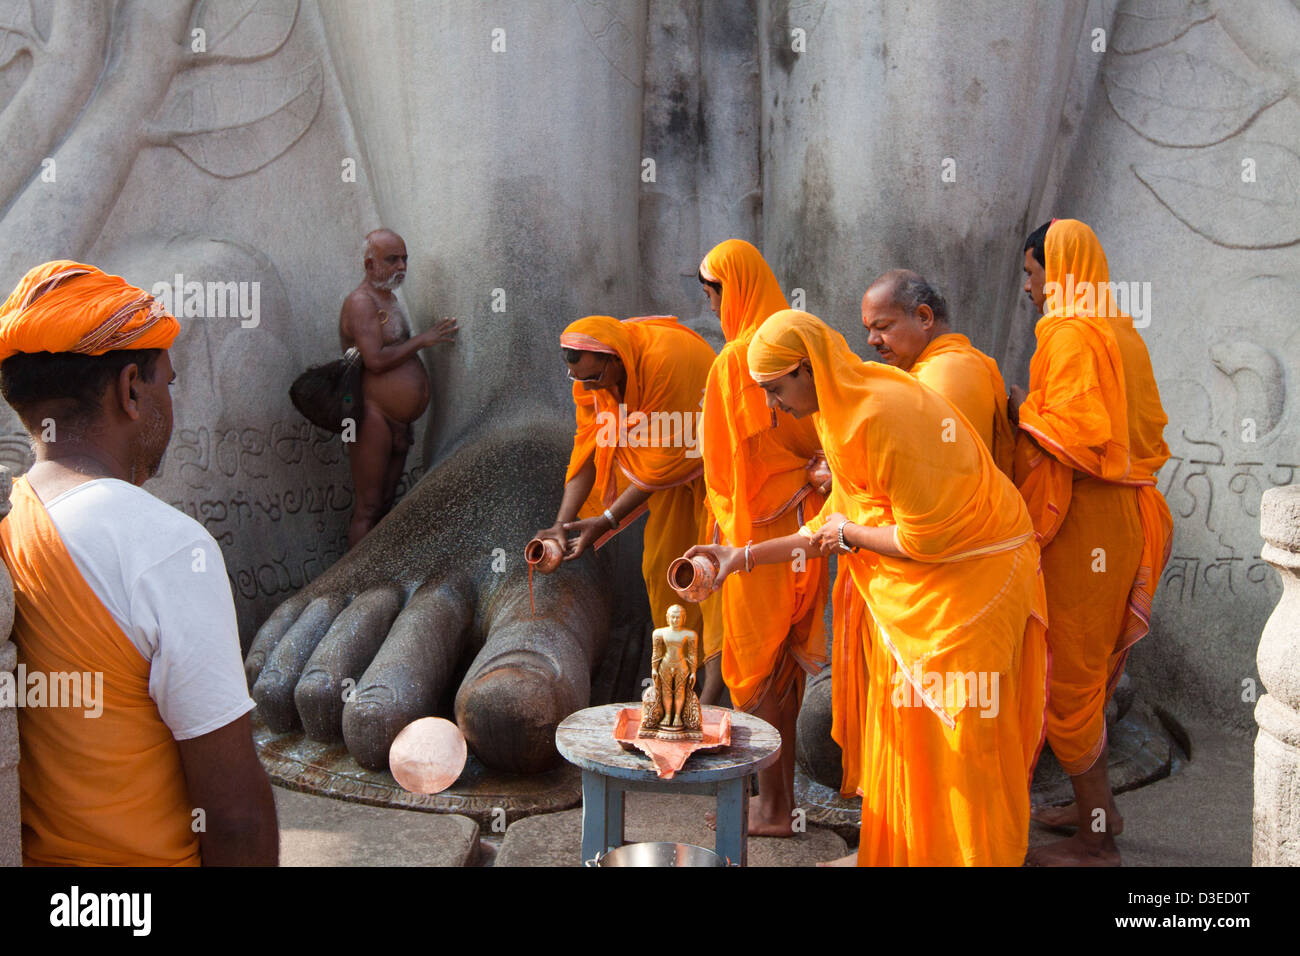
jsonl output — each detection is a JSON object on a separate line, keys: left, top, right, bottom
{"left": 698, "top": 239, "right": 821, "bottom": 544}
{"left": 560, "top": 314, "right": 722, "bottom": 655}
{"left": 0, "top": 478, "right": 199, "bottom": 865}
{"left": 911, "top": 332, "right": 1015, "bottom": 477}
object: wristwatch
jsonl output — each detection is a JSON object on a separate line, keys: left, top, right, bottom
{"left": 837, "top": 521, "right": 860, "bottom": 553}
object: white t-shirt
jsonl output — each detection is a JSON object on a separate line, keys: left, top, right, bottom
{"left": 43, "top": 478, "right": 255, "bottom": 741}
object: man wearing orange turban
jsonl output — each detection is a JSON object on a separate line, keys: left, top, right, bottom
{"left": 536, "top": 315, "right": 722, "bottom": 693}
{"left": 861, "top": 268, "right": 1014, "bottom": 476}
{"left": 692, "top": 240, "right": 828, "bottom": 836}
{"left": 690, "top": 310, "right": 1048, "bottom": 866}
{"left": 0, "top": 261, "right": 277, "bottom": 865}
{"left": 1010, "top": 220, "right": 1173, "bottom": 866}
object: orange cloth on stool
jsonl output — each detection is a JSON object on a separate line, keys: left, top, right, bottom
{"left": 0, "top": 260, "right": 178, "bottom": 360}
{"left": 697, "top": 240, "right": 828, "bottom": 709}
{"left": 561, "top": 315, "right": 722, "bottom": 655}
{"left": 911, "top": 332, "right": 1015, "bottom": 477}
{"left": 0, "top": 479, "right": 199, "bottom": 865}
{"left": 1014, "top": 219, "right": 1173, "bottom": 775}
{"left": 750, "top": 310, "right": 1048, "bottom": 866}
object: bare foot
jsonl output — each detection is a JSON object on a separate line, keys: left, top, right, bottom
{"left": 748, "top": 814, "right": 798, "bottom": 838}
{"left": 1031, "top": 801, "right": 1124, "bottom": 835}
{"left": 1031, "top": 802, "right": 1078, "bottom": 828}
{"left": 1025, "top": 834, "right": 1121, "bottom": 867}
{"left": 817, "top": 851, "right": 858, "bottom": 867}
{"left": 703, "top": 808, "right": 799, "bottom": 837}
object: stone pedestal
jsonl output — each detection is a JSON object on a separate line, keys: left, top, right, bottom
{"left": 1253, "top": 486, "right": 1300, "bottom": 866}
{"left": 0, "top": 467, "right": 16, "bottom": 866}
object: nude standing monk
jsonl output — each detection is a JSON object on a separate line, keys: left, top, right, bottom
{"left": 339, "top": 228, "right": 457, "bottom": 547}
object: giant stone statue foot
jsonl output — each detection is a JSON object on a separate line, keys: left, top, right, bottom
{"left": 244, "top": 421, "right": 611, "bottom": 775}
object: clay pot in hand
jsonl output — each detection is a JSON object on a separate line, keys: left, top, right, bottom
{"left": 807, "top": 452, "right": 832, "bottom": 495}
{"left": 525, "top": 537, "right": 564, "bottom": 574}
{"left": 667, "top": 553, "right": 720, "bottom": 603}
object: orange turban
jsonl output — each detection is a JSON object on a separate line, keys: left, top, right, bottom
{"left": 0, "top": 260, "right": 179, "bottom": 362}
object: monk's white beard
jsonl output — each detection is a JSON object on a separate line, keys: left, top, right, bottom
{"left": 371, "top": 272, "right": 405, "bottom": 291}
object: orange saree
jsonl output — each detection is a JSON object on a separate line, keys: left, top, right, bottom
{"left": 911, "top": 332, "right": 1015, "bottom": 477}
{"left": 1014, "top": 219, "right": 1173, "bottom": 775}
{"left": 562, "top": 315, "right": 722, "bottom": 653}
{"left": 698, "top": 240, "right": 828, "bottom": 708}
{"left": 750, "top": 311, "right": 1048, "bottom": 866}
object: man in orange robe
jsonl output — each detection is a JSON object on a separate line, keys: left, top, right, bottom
{"left": 1010, "top": 219, "right": 1173, "bottom": 866}
{"left": 0, "top": 261, "right": 278, "bottom": 865}
{"left": 536, "top": 315, "right": 722, "bottom": 692}
{"left": 862, "top": 268, "right": 1014, "bottom": 476}
{"left": 689, "top": 310, "right": 1048, "bottom": 866}
{"left": 693, "top": 239, "right": 828, "bottom": 835}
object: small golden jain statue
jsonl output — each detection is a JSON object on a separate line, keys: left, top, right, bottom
{"left": 639, "top": 604, "right": 703, "bottom": 741}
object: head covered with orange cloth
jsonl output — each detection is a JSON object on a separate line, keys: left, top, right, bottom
{"left": 1013, "top": 219, "right": 1172, "bottom": 866}
{"left": 691, "top": 243, "right": 828, "bottom": 833}
{"left": 0, "top": 260, "right": 178, "bottom": 362}
{"left": 0, "top": 261, "right": 179, "bottom": 475}
{"left": 698, "top": 238, "right": 788, "bottom": 343}
{"left": 749, "top": 310, "right": 1031, "bottom": 562}
{"left": 697, "top": 239, "right": 822, "bottom": 541}
{"left": 560, "top": 314, "right": 713, "bottom": 504}
{"left": 747, "top": 309, "right": 1048, "bottom": 866}
{"left": 1033, "top": 218, "right": 1169, "bottom": 482}
{"left": 1017, "top": 219, "right": 1135, "bottom": 496}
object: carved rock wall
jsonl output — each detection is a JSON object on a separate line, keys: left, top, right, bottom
{"left": 1044, "top": 0, "right": 1300, "bottom": 732}
{"left": 756, "top": 0, "right": 1088, "bottom": 361}
{"left": 0, "top": 2, "right": 382, "bottom": 645}
{"left": 637, "top": 0, "right": 762, "bottom": 345}
{"left": 317, "top": 0, "right": 651, "bottom": 463}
